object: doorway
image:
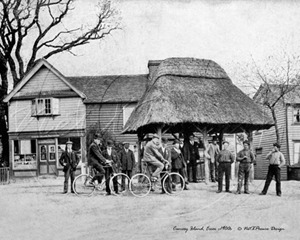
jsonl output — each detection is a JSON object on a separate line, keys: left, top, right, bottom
{"left": 38, "top": 142, "right": 57, "bottom": 175}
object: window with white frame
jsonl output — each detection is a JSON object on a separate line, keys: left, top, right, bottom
{"left": 123, "top": 104, "right": 136, "bottom": 126}
{"left": 294, "top": 142, "right": 300, "bottom": 165}
{"left": 294, "top": 107, "right": 300, "bottom": 123}
{"left": 31, "top": 98, "right": 59, "bottom": 116}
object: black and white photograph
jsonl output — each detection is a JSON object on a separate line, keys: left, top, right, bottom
{"left": 0, "top": 0, "right": 300, "bottom": 239}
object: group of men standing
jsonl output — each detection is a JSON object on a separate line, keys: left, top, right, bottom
{"left": 59, "top": 134, "right": 136, "bottom": 195}
{"left": 59, "top": 132, "right": 286, "bottom": 197}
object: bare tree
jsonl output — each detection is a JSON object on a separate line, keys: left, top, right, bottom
{"left": 242, "top": 53, "right": 300, "bottom": 144}
{"left": 0, "top": 0, "right": 120, "bottom": 164}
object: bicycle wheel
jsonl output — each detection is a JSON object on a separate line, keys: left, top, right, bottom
{"left": 73, "top": 174, "right": 95, "bottom": 196}
{"left": 109, "top": 173, "right": 131, "bottom": 196}
{"left": 163, "top": 172, "right": 185, "bottom": 196}
{"left": 129, "top": 173, "right": 151, "bottom": 197}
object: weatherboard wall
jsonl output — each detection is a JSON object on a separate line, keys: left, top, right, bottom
{"left": 252, "top": 104, "right": 288, "bottom": 180}
{"left": 86, "top": 103, "right": 138, "bottom": 144}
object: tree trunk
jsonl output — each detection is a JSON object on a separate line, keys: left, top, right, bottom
{"left": 0, "top": 55, "right": 9, "bottom": 166}
{"left": 270, "top": 107, "right": 280, "bottom": 144}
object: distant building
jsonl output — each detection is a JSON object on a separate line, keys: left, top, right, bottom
{"left": 252, "top": 85, "right": 300, "bottom": 180}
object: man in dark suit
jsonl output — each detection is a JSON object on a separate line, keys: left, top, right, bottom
{"left": 185, "top": 134, "right": 200, "bottom": 183}
{"left": 59, "top": 141, "right": 79, "bottom": 194}
{"left": 88, "top": 134, "right": 111, "bottom": 184}
{"left": 119, "top": 142, "right": 135, "bottom": 191}
{"left": 102, "top": 140, "right": 121, "bottom": 195}
{"left": 159, "top": 137, "right": 171, "bottom": 194}
{"left": 171, "top": 139, "right": 188, "bottom": 190}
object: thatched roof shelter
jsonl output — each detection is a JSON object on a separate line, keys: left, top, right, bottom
{"left": 123, "top": 58, "right": 274, "bottom": 135}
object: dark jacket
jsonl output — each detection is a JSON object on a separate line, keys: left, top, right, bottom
{"left": 119, "top": 148, "right": 135, "bottom": 170}
{"left": 184, "top": 141, "right": 200, "bottom": 163}
{"left": 103, "top": 148, "right": 121, "bottom": 173}
{"left": 217, "top": 150, "right": 234, "bottom": 163}
{"left": 59, "top": 150, "right": 79, "bottom": 172}
{"left": 171, "top": 148, "right": 184, "bottom": 170}
{"left": 88, "top": 142, "right": 107, "bottom": 166}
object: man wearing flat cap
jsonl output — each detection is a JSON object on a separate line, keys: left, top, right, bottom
{"left": 59, "top": 140, "right": 79, "bottom": 194}
{"left": 159, "top": 137, "right": 171, "bottom": 193}
{"left": 88, "top": 133, "right": 111, "bottom": 186}
{"left": 216, "top": 141, "right": 234, "bottom": 193}
{"left": 143, "top": 133, "right": 169, "bottom": 182}
{"left": 260, "top": 143, "right": 285, "bottom": 197}
{"left": 119, "top": 141, "right": 135, "bottom": 191}
{"left": 236, "top": 140, "right": 255, "bottom": 194}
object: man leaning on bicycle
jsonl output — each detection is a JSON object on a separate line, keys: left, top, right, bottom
{"left": 143, "top": 133, "right": 169, "bottom": 182}
{"left": 88, "top": 134, "right": 112, "bottom": 185}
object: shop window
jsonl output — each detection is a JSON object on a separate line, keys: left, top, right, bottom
{"left": 294, "top": 107, "right": 300, "bottom": 124}
{"left": 31, "top": 98, "right": 59, "bottom": 116}
{"left": 294, "top": 142, "right": 300, "bottom": 164}
{"left": 123, "top": 104, "right": 136, "bottom": 126}
{"left": 13, "top": 140, "right": 37, "bottom": 170}
{"left": 255, "top": 147, "right": 263, "bottom": 155}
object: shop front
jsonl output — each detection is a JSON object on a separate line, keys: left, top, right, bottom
{"left": 10, "top": 131, "right": 85, "bottom": 177}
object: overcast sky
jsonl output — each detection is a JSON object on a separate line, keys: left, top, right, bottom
{"left": 48, "top": 0, "right": 300, "bottom": 93}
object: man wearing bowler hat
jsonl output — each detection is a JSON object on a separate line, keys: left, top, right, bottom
{"left": 207, "top": 136, "right": 220, "bottom": 182}
{"left": 59, "top": 140, "right": 79, "bottom": 194}
{"left": 88, "top": 133, "right": 111, "bottom": 185}
{"left": 260, "top": 143, "right": 285, "bottom": 197}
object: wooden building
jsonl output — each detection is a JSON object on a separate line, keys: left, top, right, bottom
{"left": 253, "top": 85, "right": 300, "bottom": 180}
{"left": 3, "top": 59, "right": 147, "bottom": 177}
{"left": 3, "top": 59, "right": 86, "bottom": 177}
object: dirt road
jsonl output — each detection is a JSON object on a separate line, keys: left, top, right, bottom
{"left": 0, "top": 177, "right": 299, "bottom": 240}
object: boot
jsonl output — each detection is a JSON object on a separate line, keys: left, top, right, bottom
{"left": 244, "top": 184, "right": 250, "bottom": 194}
{"left": 236, "top": 182, "right": 241, "bottom": 194}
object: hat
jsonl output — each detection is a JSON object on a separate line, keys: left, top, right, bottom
{"left": 273, "top": 143, "right": 281, "bottom": 149}
{"left": 222, "top": 140, "right": 229, "bottom": 145}
{"left": 173, "top": 139, "right": 180, "bottom": 144}
{"left": 123, "top": 141, "right": 130, "bottom": 145}
{"left": 189, "top": 133, "right": 195, "bottom": 138}
{"left": 152, "top": 133, "right": 159, "bottom": 139}
{"left": 66, "top": 140, "right": 73, "bottom": 145}
{"left": 162, "top": 137, "right": 168, "bottom": 143}
{"left": 243, "top": 140, "right": 250, "bottom": 146}
{"left": 107, "top": 140, "right": 113, "bottom": 146}
{"left": 212, "top": 136, "right": 218, "bottom": 141}
{"left": 94, "top": 133, "right": 101, "bottom": 139}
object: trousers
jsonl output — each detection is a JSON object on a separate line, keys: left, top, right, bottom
{"left": 218, "top": 162, "right": 231, "bottom": 191}
{"left": 262, "top": 165, "right": 282, "bottom": 195}
{"left": 237, "top": 163, "right": 251, "bottom": 192}
{"left": 64, "top": 167, "right": 75, "bottom": 193}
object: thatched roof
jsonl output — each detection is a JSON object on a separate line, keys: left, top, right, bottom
{"left": 67, "top": 75, "right": 148, "bottom": 103}
{"left": 123, "top": 58, "right": 274, "bottom": 134}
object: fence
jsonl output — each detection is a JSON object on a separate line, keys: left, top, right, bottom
{"left": 0, "top": 167, "right": 10, "bottom": 184}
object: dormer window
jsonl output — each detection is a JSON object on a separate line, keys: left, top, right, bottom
{"left": 31, "top": 98, "right": 59, "bottom": 116}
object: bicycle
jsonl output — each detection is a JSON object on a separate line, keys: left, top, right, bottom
{"left": 129, "top": 161, "right": 185, "bottom": 197}
{"left": 72, "top": 165, "right": 131, "bottom": 196}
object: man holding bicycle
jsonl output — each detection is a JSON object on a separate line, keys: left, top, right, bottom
{"left": 143, "top": 133, "right": 169, "bottom": 182}
{"left": 88, "top": 134, "right": 112, "bottom": 185}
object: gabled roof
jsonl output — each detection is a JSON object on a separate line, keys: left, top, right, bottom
{"left": 67, "top": 75, "right": 148, "bottom": 103}
{"left": 123, "top": 58, "right": 274, "bottom": 134}
{"left": 3, "top": 58, "right": 86, "bottom": 103}
{"left": 254, "top": 84, "right": 300, "bottom": 105}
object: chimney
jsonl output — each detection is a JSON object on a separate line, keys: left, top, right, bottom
{"left": 147, "top": 60, "right": 162, "bottom": 89}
